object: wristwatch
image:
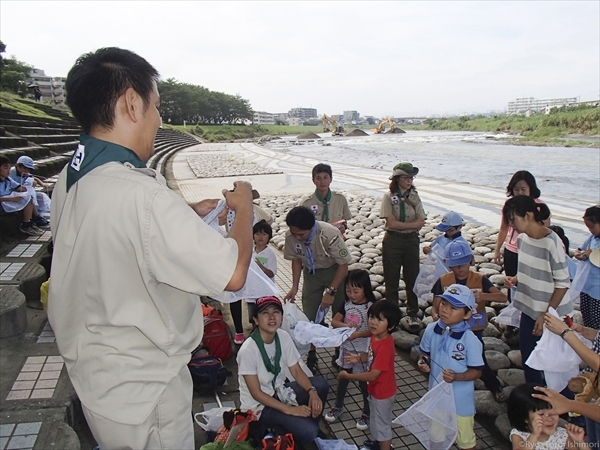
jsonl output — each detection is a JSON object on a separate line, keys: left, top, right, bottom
{"left": 560, "top": 329, "right": 572, "bottom": 339}
{"left": 325, "top": 287, "right": 337, "bottom": 296}
{"left": 307, "top": 386, "right": 317, "bottom": 393}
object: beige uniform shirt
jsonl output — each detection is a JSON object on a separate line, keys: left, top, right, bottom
{"left": 49, "top": 163, "right": 239, "bottom": 424}
{"left": 283, "top": 221, "right": 352, "bottom": 269}
{"left": 380, "top": 189, "right": 426, "bottom": 233}
{"left": 300, "top": 191, "right": 352, "bottom": 223}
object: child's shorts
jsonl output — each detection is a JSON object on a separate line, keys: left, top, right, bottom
{"left": 456, "top": 415, "right": 475, "bottom": 449}
{"left": 368, "top": 394, "right": 395, "bottom": 442}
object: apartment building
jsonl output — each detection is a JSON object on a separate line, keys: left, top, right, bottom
{"left": 28, "top": 69, "right": 67, "bottom": 104}
{"left": 343, "top": 110, "right": 360, "bottom": 123}
{"left": 288, "top": 107, "right": 317, "bottom": 121}
{"left": 507, "top": 97, "right": 577, "bottom": 115}
{"left": 253, "top": 111, "right": 275, "bottom": 125}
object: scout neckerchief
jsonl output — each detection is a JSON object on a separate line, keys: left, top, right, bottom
{"left": 394, "top": 188, "right": 413, "bottom": 222}
{"left": 250, "top": 327, "right": 281, "bottom": 391}
{"left": 304, "top": 222, "right": 319, "bottom": 274}
{"left": 66, "top": 133, "right": 146, "bottom": 191}
{"left": 433, "top": 319, "right": 470, "bottom": 353}
{"left": 314, "top": 189, "right": 332, "bottom": 222}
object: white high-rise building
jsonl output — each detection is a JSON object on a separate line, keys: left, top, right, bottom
{"left": 507, "top": 97, "right": 577, "bottom": 115}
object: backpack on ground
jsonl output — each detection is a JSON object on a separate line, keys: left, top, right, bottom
{"left": 202, "top": 306, "right": 234, "bottom": 360}
{"left": 188, "top": 346, "right": 228, "bottom": 394}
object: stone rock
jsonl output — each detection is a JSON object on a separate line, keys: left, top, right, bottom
{"left": 495, "top": 413, "right": 512, "bottom": 441}
{"left": 479, "top": 262, "right": 503, "bottom": 272}
{"left": 409, "top": 345, "right": 421, "bottom": 363}
{"left": 482, "top": 322, "right": 502, "bottom": 338}
{"left": 479, "top": 268, "right": 500, "bottom": 276}
{"left": 392, "top": 330, "right": 421, "bottom": 350}
{"left": 497, "top": 368, "right": 526, "bottom": 386}
{"left": 483, "top": 337, "right": 510, "bottom": 354}
{"left": 475, "top": 390, "right": 507, "bottom": 416}
{"left": 489, "top": 274, "right": 506, "bottom": 285}
{"left": 370, "top": 266, "right": 384, "bottom": 275}
{"left": 485, "top": 351, "right": 511, "bottom": 371}
{"left": 485, "top": 306, "right": 497, "bottom": 320}
{"left": 474, "top": 378, "right": 486, "bottom": 391}
{"left": 400, "top": 316, "right": 424, "bottom": 334}
{"left": 349, "top": 263, "right": 371, "bottom": 271}
{"left": 474, "top": 246, "right": 492, "bottom": 255}
{"left": 507, "top": 350, "right": 523, "bottom": 368}
{"left": 373, "top": 291, "right": 383, "bottom": 301}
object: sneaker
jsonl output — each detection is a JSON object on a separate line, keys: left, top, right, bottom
{"left": 234, "top": 333, "right": 245, "bottom": 345}
{"left": 19, "top": 223, "right": 40, "bottom": 236}
{"left": 33, "top": 216, "right": 50, "bottom": 228}
{"left": 356, "top": 413, "right": 370, "bottom": 430}
{"left": 359, "top": 440, "right": 379, "bottom": 450}
{"left": 324, "top": 406, "right": 344, "bottom": 423}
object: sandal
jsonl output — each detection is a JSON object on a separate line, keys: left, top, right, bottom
{"left": 494, "top": 389, "right": 508, "bottom": 403}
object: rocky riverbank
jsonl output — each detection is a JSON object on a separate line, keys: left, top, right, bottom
{"left": 255, "top": 191, "right": 583, "bottom": 441}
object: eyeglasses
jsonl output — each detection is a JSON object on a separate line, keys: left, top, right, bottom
{"left": 399, "top": 176, "right": 414, "bottom": 180}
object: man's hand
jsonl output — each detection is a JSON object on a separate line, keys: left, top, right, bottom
{"left": 283, "top": 288, "right": 297, "bottom": 304}
{"left": 321, "top": 292, "right": 334, "bottom": 309}
{"left": 191, "top": 199, "right": 219, "bottom": 218}
{"left": 533, "top": 315, "right": 545, "bottom": 336}
{"left": 286, "top": 405, "right": 312, "bottom": 418}
{"left": 505, "top": 276, "right": 517, "bottom": 289}
{"left": 307, "top": 389, "right": 323, "bottom": 418}
{"left": 222, "top": 181, "right": 252, "bottom": 212}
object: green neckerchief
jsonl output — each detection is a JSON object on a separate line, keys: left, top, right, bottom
{"left": 250, "top": 327, "right": 281, "bottom": 391}
{"left": 314, "top": 189, "right": 332, "bottom": 222}
{"left": 395, "top": 189, "right": 411, "bottom": 222}
{"left": 66, "top": 133, "right": 146, "bottom": 192}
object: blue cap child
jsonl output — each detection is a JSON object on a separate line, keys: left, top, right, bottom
{"left": 423, "top": 211, "right": 465, "bottom": 255}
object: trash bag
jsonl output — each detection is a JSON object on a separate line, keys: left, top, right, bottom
{"left": 569, "top": 259, "right": 591, "bottom": 304}
{"left": 493, "top": 302, "right": 521, "bottom": 328}
{"left": 413, "top": 248, "right": 449, "bottom": 307}
{"left": 393, "top": 381, "right": 457, "bottom": 450}
{"left": 281, "top": 302, "right": 311, "bottom": 356}
{"left": 194, "top": 407, "right": 233, "bottom": 433}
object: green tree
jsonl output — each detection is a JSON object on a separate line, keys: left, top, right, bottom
{"left": 0, "top": 42, "right": 34, "bottom": 97}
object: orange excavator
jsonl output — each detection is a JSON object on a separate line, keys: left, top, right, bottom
{"left": 322, "top": 114, "right": 344, "bottom": 136}
{"left": 371, "top": 118, "right": 395, "bottom": 134}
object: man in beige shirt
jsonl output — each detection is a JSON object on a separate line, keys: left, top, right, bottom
{"left": 283, "top": 206, "right": 352, "bottom": 371}
{"left": 49, "top": 47, "right": 253, "bottom": 449}
{"left": 301, "top": 163, "right": 351, "bottom": 234}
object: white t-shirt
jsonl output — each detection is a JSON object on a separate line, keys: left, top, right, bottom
{"left": 237, "top": 329, "right": 301, "bottom": 412}
{"left": 246, "top": 246, "right": 278, "bottom": 303}
{"left": 509, "top": 427, "right": 567, "bottom": 449}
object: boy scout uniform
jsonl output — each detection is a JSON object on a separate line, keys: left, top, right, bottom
{"left": 284, "top": 221, "right": 352, "bottom": 321}
{"left": 380, "top": 189, "right": 426, "bottom": 316}
{"left": 300, "top": 192, "right": 352, "bottom": 224}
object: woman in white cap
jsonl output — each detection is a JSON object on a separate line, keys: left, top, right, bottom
{"left": 379, "top": 162, "right": 426, "bottom": 331}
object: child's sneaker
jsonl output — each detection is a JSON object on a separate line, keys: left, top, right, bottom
{"left": 234, "top": 333, "right": 245, "bottom": 345}
{"left": 356, "top": 413, "right": 370, "bottom": 430}
{"left": 33, "top": 216, "right": 50, "bottom": 228}
{"left": 324, "top": 406, "right": 344, "bottom": 423}
{"left": 359, "top": 440, "right": 379, "bottom": 450}
{"left": 20, "top": 222, "right": 40, "bottom": 236}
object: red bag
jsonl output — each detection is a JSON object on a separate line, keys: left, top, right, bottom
{"left": 262, "top": 433, "right": 295, "bottom": 450}
{"left": 202, "top": 307, "right": 234, "bottom": 360}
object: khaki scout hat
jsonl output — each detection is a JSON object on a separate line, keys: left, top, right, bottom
{"left": 389, "top": 162, "right": 419, "bottom": 179}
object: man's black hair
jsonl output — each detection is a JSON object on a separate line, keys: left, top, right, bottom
{"left": 285, "top": 206, "right": 316, "bottom": 231}
{"left": 312, "top": 163, "right": 332, "bottom": 179}
{"left": 66, "top": 47, "right": 159, "bottom": 134}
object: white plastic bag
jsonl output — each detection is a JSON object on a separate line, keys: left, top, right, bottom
{"left": 194, "top": 407, "right": 232, "bottom": 432}
{"left": 393, "top": 381, "right": 457, "bottom": 450}
{"left": 281, "top": 302, "right": 311, "bottom": 356}
{"left": 569, "top": 259, "right": 591, "bottom": 304}
{"left": 315, "top": 438, "right": 358, "bottom": 450}
{"left": 414, "top": 248, "right": 450, "bottom": 306}
{"left": 493, "top": 303, "right": 521, "bottom": 328}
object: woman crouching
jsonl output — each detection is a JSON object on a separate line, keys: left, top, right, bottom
{"left": 237, "top": 296, "right": 329, "bottom": 444}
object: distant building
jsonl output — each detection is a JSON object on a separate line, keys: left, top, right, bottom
{"left": 288, "top": 107, "right": 317, "bottom": 121}
{"left": 273, "top": 113, "right": 289, "bottom": 122}
{"left": 343, "top": 110, "right": 360, "bottom": 123}
{"left": 287, "top": 117, "right": 303, "bottom": 126}
{"left": 507, "top": 97, "right": 577, "bottom": 115}
{"left": 331, "top": 114, "right": 343, "bottom": 122}
{"left": 28, "top": 69, "right": 67, "bottom": 104}
{"left": 253, "top": 111, "right": 275, "bottom": 125}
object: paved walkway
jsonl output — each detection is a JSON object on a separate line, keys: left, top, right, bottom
{"left": 171, "top": 143, "right": 511, "bottom": 450}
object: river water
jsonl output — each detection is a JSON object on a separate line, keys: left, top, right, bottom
{"left": 262, "top": 130, "right": 599, "bottom": 244}
{"left": 271, "top": 130, "right": 599, "bottom": 203}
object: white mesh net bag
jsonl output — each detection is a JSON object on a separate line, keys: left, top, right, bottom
{"left": 413, "top": 248, "right": 450, "bottom": 307}
{"left": 392, "top": 380, "right": 457, "bottom": 450}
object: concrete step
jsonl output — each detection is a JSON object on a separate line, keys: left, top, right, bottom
{"left": 21, "top": 135, "right": 80, "bottom": 145}
{"left": 0, "top": 262, "right": 47, "bottom": 310}
{"left": 39, "top": 141, "right": 79, "bottom": 154}
{"left": 0, "top": 136, "right": 28, "bottom": 149}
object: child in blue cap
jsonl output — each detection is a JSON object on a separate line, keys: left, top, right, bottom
{"left": 423, "top": 210, "right": 465, "bottom": 255}
{"left": 418, "top": 284, "right": 484, "bottom": 450}
{"left": 430, "top": 239, "right": 508, "bottom": 402}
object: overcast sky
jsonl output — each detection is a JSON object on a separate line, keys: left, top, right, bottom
{"left": 1, "top": 1, "right": 598, "bottom": 117}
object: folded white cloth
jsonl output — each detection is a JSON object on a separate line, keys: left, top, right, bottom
{"left": 293, "top": 321, "right": 354, "bottom": 348}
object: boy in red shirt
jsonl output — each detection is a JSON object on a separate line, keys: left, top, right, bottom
{"left": 339, "top": 300, "right": 401, "bottom": 450}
